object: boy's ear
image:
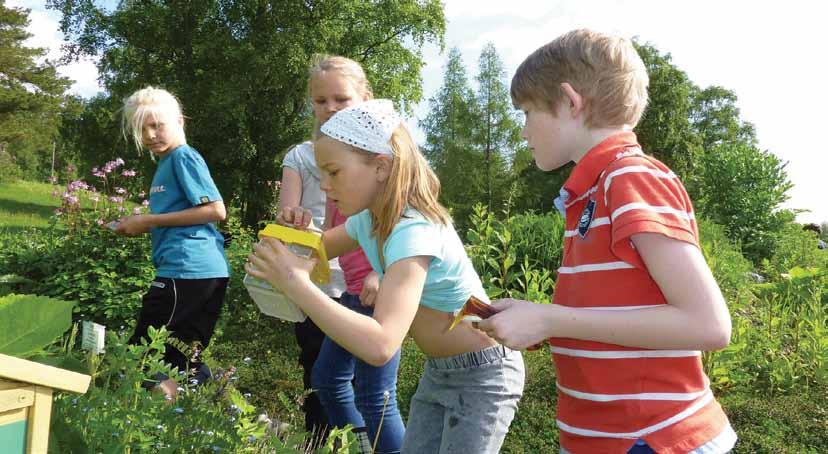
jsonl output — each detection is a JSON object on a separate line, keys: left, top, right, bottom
{"left": 560, "top": 82, "right": 584, "bottom": 116}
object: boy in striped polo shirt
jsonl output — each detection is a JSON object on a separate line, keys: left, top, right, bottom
{"left": 477, "top": 29, "right": 737, "bottom": 453}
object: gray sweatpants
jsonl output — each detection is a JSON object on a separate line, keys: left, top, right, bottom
{"left": 401, "top": 345, "right": 525, "bottom": 453}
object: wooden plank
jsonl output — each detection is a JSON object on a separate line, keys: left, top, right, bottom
{"left": 0, "top": 379, "right": 23, "bottom": 391}
{"left": 0, "top": 354, "right": 90, "bottom": 394}
{"left": 26, "top": 386, "right": 52, "bottom": 454}
{"left": 0, "top": 386, "right": 34, "bottom": 413}
{"left": 0, "top": 407, "right": 27, "bottom": 425}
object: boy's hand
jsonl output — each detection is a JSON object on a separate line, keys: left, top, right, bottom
{"left": 277, "top": 206, "right": 317, "bottom": 231}
{"left": 359, "top": 271, "right": 380, "bottom": 307}
{"left": 476, "top": 298, "right": 554, "bottom": 350}
{"left": 113, "top": 215, "right": 151, "bottom": 236}
{"left": 246, "top": 237, "right": 316, "bottom": 292}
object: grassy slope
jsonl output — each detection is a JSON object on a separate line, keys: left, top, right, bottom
{"left": 0, "top": 180, "right": 59, "bottom": 231}
{"left": 2, "top": 180, "right": 826, "bottom": 452}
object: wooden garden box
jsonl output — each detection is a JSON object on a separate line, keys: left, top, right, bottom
{"left": 0, "top": 353, "right": 91, "bottom": 454}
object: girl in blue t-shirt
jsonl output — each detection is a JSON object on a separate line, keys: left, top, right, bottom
{"left": 247, "top": 99, "right": 525, "bottom": 453}
{"left": 116, "top": 86, "right": 229, "bottom": 399}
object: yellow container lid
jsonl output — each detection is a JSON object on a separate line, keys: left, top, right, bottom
{"left": 257, "top": 224, "right": 330, "bottom": 284}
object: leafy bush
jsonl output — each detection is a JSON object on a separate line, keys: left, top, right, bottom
{"left": 706, "top": 267, "right": 828, "bottom": 394}
{"left": 465, "top": 204, "right": 561, "bottom": 301}
{"left": 694, "top": 142, "right": 794, "bottom": 263}
{"left": 0, "top": 150, "right": 22, "bottom": 182}
{"left": 762, "top": 222, "right": 828, "bottom": 281}
{"left": 51, "top": 327, "right": 357, "bottom": 453}
{"left": 698, "top": 218, "right": 754, "bottom": 303}
{"left": 0, "top": 160, "right": 156, "bottom": 326}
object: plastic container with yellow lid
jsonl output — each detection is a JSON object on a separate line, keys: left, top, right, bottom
{"left": 244, "top": 224, "right": 330, "bottom": 322}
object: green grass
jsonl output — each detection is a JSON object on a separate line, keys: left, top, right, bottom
{"left": 0, "top": 180, "right": 59, "bottom": 231}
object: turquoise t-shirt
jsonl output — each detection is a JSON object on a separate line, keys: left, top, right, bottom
{"left": 344, "top": 208, "right": 488, "bottom": 313}
{"left": 149, "top": 144, "right": 229, "bottom": 279}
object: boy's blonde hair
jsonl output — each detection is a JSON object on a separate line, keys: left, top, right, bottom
{"left": 353, "top": 125, "right": 450, "bottom": 246}
{"left": 308, "top": 55, "right": 374, "bottom": 137}
{"left": 511, "top": 29, "right": 649, "bottom": 128}
{"left": 122, "top": 86, "right": 186, "bottom": 152}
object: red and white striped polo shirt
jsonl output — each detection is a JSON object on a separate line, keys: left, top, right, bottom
{"left": 551, "top": 132, "right": 732, "bottom": 453}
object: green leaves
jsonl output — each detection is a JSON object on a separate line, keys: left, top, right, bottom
{"left": 0, "top": 293, "right": 76, "bottom": 357}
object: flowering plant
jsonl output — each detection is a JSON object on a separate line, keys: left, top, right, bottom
{"left": 35, "top": 160, "right": 156, "bottom": 325}
{"left": 51, "top": 158, "right": 149, "bottom": 233}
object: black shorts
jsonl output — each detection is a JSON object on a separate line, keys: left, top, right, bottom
{"left": 129, "top": 276, "right": 228, "bottom": 374}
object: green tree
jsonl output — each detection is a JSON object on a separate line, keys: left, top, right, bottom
{"left": 695, "top": 141, "right": 793, "bottom": 263}
{"left": 420, "top": 47, "right": 482, "bottom": 227}
{"left": 634, "top": 42, "right": 700, "bottom": 182}
{"left": 48, "top": 0, "right": 445, "bottom": 225}
{"left": 474, "top": 43, "right": 520, "bottom": 212}
{"left": 690, "top": 85, "right": 756, "bottom": 150}
{"left": 0, "top": 1, "right": 71, "bottom": 180}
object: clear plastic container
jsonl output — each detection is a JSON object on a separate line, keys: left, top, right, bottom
{"left": 243, "top": 225, "right": 330, "bottom": 322}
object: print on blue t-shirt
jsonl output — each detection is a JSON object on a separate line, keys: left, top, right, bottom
{"left": 149, "top": 144, "right": 229, "bottom": 279}
{"left": 344, "top": 208, "right": 487, "bottom": 313}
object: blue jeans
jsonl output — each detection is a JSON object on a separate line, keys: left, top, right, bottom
{"left": 311, "top": 293, "right": 405, "bottom": 453}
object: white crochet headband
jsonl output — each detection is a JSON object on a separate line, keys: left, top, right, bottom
{"left": 319, "top": 99, "right": 401, "bottom": 155}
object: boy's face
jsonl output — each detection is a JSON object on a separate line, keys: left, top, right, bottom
{"left": 518, "top": 99, "right": 579, "bottom": 171}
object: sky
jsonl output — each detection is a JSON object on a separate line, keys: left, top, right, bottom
{"left": 9, "top": 0, "right": 828, "bottom": 224}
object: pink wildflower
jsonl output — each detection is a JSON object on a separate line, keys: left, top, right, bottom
{"left": 141, "top": 199, "right": 150, "bottom": 207}
{"left": 96, "top": 219, "right": 104, "bottom": 225}
{"left": 122, "top": 169, "right": 137, "bottom": 177}
{"left": 132, "top": 207, "right": 143, "bottom": 215}
{"left": 116, "top": 187, "right": 127, "bottom": 194}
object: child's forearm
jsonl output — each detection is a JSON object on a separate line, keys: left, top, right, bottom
{"left": 286, "top": 279, "right": 399, "bottom": 366}
{"left": 551, "top": 302, "right": 731, "bottom": 351}
{"left": 147, "top": 201, "right": 226, "bottom": 227}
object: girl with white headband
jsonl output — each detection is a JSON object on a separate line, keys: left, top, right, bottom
{"left": 281, "top": 55, "right": 404, "bottom": 453}
{"left": 247, "top": 99, "right": 525, "bottom": 453}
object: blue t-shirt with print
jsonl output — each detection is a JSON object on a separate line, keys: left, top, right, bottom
{"left": 344, "top": 208, "right": 488, "bottom": 313}
{"left": 149, "top": 144, "right": 228, "bottom": 279}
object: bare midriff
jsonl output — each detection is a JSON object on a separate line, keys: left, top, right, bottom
{"left": 409, "top": 305, "right": 498, "bottom": 358}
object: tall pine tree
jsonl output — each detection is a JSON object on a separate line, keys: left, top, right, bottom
{"left": 474, "top": 43, "right": 521, "bottom": 212}
{"left": 420, "top": 47, "right": 482, "bottom": 227}
{"left": 0, "top": 1, "right": 70, "bottom": 180}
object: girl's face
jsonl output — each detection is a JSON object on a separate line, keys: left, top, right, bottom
{"left": 314, "top": 136, "right": 389, "bottom": 216}
{"left": 142, "top": 111, "right": 183, "bottom": 157}
{"left": 310, "top": 71, "right": 368, "bottom": 125}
